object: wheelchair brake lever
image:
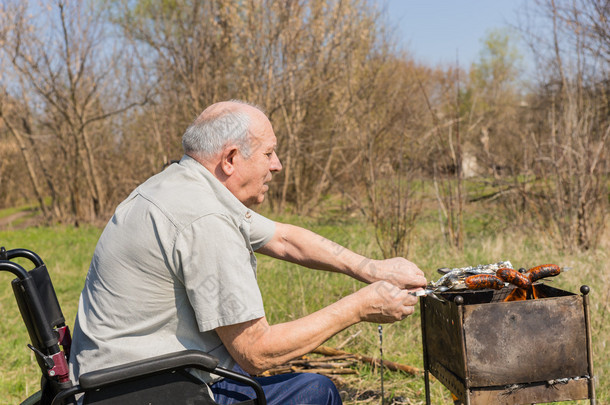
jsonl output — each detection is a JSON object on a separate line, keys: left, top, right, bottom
{"left": 28, "top": 344, "right": 55, "bottom": 369}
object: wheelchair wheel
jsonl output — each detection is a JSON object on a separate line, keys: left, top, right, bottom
{"left": 20, "top": 390, "right": 42, "bottom": 405}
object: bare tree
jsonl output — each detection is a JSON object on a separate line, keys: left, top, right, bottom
{"left": 417, "top": 66, "right": 466, "bottom": 250}
{"left": 0, "top": 0, "right": 149, "bottom": 223}
{"left": 515, "top": 0, "right": 610, "bottom": 250}
{"left": 0, "top": 91, "right": 54, "bottom": 220}
{"left": 329, "top": 54, "right": 431, "bottom": 258}
{"left": 111, "top": 0, "right": 392, "bottom": 215}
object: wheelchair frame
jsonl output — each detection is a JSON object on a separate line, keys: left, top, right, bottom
{"left": 1, "top": 246, "right": 266, "bottom": 405}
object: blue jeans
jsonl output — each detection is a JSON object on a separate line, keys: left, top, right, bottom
{"left": 210, "top": 365, "right": 342, "bottom": 405}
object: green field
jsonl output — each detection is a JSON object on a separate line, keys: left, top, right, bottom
{"left": 1, "top": 215, "right": 608, "bottom": 404}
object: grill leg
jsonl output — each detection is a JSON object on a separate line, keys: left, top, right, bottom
{"left": 421, "top": 298, "right": 431, "bottom": 405}
{"left": 582, "top": 287, "right": 596, "bottom": 404}
{"left": 423, "top": 369, "right": 431, "bottom": 405}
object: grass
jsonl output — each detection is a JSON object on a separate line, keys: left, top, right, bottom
{"left": 1, "top": 212, "right": 608, "bottom": 404}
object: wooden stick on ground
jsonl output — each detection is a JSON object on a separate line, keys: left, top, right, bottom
{"left": 313, "top": 346, "right": 422, "bottom": 376}
{"left": 260, "top": 345, "right": 422, "bottom": 377}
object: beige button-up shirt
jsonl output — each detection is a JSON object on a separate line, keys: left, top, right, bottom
{"left": 69, "top": 155, "right": 276, "bottom": 383}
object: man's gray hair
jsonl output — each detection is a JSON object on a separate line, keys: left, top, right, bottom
{"left": 182, "top": 101, "right": 260, "bottom": 159}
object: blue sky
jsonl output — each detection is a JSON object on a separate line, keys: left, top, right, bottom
{"left": 378, "top": 0, "right": 528, "bottom": 69}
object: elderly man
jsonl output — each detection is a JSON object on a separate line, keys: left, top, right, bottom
{"left": 69, "top": 100, "right": 426, "bottom": 404}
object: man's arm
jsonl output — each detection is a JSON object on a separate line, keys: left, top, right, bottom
{"left": 216, "top": 280, "right": 417, "bottom": 375}
{"left": 256, "top": 222, "right": 426, "bottom": 289}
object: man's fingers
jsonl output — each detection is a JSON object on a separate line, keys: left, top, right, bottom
{"left": 359, "top": 281, "right": 421, "bottom": 323}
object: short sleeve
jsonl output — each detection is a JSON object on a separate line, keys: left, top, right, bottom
{"left": 248, "top": 211, "right": 276, "bottom": 251}
{"left": 173, "top": 214, "right": 265, "bottom": 332}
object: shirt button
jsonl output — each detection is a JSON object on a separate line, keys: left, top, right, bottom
{"left": 245, "top": 211, "right": 252, "bottom": 219}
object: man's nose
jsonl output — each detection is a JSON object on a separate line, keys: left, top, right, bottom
{"left": 271, "top": 151, "right": 282, "bottom": 172}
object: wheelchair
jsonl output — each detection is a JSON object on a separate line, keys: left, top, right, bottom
{"left": 0, "top": 246, "right": 266, "bottom": 405}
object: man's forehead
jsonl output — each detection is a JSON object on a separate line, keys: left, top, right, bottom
{"left": 250, "top": 128, "right": 276, "bottom": 151}
{"left": 248, "top": 112, "right": 275, "bottom": 146}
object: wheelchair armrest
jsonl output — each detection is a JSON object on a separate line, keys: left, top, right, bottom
{"left": 72, "top": 350, "right": 267, "bottom": 405}
{"left": 78, "top": 349, "right": 219, "bottom": 389}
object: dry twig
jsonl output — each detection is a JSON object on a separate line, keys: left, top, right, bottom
{"left": 259, "top": 346, "right": 422, "bottom": 378}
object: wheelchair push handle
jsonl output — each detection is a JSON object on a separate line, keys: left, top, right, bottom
{"left": 0, "top": 255, "right": 30, "bottom": 279}
{"left": 0, "top": 246, "right": 44, "bottom": 270}
{"left": 1, "top": 246, "right": 70, "bottom": 380}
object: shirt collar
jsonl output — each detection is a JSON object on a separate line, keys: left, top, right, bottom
{"left": 178, "top": 154, "right": 251, "bottom": 220}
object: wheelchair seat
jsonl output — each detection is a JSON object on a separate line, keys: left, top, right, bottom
{"left": 0, "top": 246, "right": 266, "bottom": 405}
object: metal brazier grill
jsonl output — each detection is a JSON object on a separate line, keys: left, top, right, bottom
{"left": 420, "top": 284, "right": 596, "bottom": 405}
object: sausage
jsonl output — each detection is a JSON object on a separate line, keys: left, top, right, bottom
{"left": 464, "top": 274, "right": 505, "bottom": 290}
{"left": 526, "top": 264, "right": 561, "bottom": 283}
{"left": 496, "top": 268, "right": 532, "bottom": 290}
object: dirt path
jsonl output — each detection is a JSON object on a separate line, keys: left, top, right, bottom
{"left": 0, "top": 210, "right": 39, "bottom": 230}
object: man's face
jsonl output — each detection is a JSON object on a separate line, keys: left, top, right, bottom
{"left": 230, "top": 114, "right": 282, "bottom": 208}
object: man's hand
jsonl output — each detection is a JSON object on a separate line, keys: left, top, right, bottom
{"left": 355, "top": 280, "right": 420, "bottom": 323}
{"left": 360, "top": 257, "right": 427, "bottom": 290}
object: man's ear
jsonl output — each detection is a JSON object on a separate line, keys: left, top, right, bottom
{"left": 220, "top": 146, "right": 238, "bottom": 176}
